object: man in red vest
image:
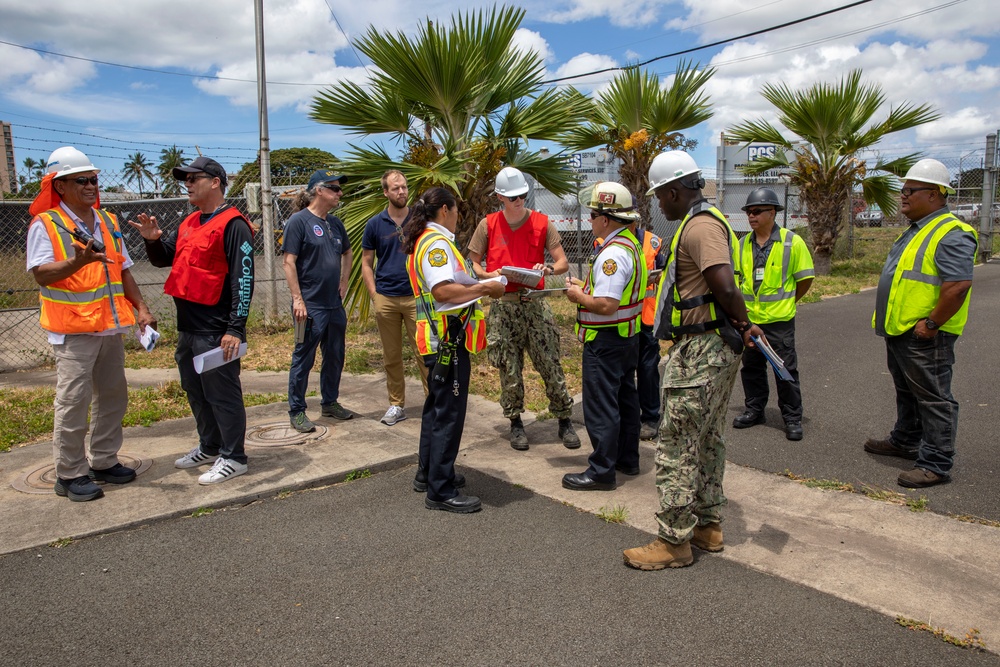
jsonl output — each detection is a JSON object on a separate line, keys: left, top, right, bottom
{"left": 467, "top": 166, "right": 580, "bottom": 451}
{"left": 131, "top": 156, "right": 255, "bottom": 486}
{"left": 27, "top": 146, "right": 156, "bottom": 502}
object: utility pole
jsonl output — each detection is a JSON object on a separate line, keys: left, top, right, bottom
{"left": 979, "top": 133, "right": 996, "bottom": 264}
{"left": 255, "top": 0, "right": 278, "bottom": 322}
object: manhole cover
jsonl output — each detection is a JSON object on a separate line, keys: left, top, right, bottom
{"left": 12, "top": 454, "right": 152, "bottom": 495}
{"left": 246, "top": 422, "right": 329, "bottom": 448}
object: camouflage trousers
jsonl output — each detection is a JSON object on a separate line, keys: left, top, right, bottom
{"left": 486, "top": 299, "right": 573, "bottom": 419}
{"left": 655, "top": 333, "right": 741, "bottom": 544}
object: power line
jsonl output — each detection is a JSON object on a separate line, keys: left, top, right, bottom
{"left": 10, "top": 124, "right": 259, "bottom": 154}
{"left": 541, "top": 0, "right": 875, "bottom": 84}
{"left": 0, "top": 109, "right": 316, "bottom": 136}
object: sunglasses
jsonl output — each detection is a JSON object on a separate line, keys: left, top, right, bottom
{"left": 900, "top": 186, "right": 937, "bottom": 197}
{"left": 69, "top": 176, "right": 99, "bottom": 186}
{"left": 184, "top": 174, "right": 213, "bottom": 184}
{"left": 321, "top": 184, "right": 343, "bottom": 193}
{"left": 589, "top": 210, "right": 603, "bottom": 220}
{"left": 506, "top": 193, "right": 527, "bottom": 201}
{"left": 746, "top": 208, "right": 773, "bottom": 217}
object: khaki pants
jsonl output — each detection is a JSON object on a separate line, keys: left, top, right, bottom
{"left": 51, "top": 334, "right": 128, "bottom": 479}
{"left": 373, "top": 293, "right": 428, "bottom": 406}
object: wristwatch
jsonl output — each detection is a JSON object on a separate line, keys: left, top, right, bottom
{"left": 924, "top": 317, "right": 940, "bottom": 330}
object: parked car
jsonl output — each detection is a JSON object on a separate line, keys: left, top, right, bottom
{"left": 856, "top": 206, "right": 883, "bottom": 227}
{"left": 952, "top": 203, "right": 980, "bottom": 222}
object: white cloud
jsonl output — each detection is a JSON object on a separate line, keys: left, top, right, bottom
{"left": 551, "top": 53, "right": 619, "bottom": 92}
{"left": 918, "top": 107, "right": 997, "bottom": 143}
{"left": 512, "top": 28, "right": 554, "bottom": 63}
{"left": 539, "top": 0, "right": 667, "bottom": 28}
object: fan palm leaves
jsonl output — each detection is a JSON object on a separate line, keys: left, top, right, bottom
{"left": 726, "top": 69, "right": 939, "bottom": 274}
{"left": 310, "top": 5, "right": 590, "bottom": 313}
{"left": 561, "top": 62, "right": 714, "bottom": 225}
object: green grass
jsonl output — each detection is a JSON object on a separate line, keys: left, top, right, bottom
{"left": 187, "top": 507, "right": 214, "bottom": 518}
{"left": 0, "top": 381, "right": 285, "bottom": 452}
{"left": 595, "top": 504, "right": 629, "bottom": 524}
{"left": 343, "top": 469, "right": 372, "bottom": 482}
{"left": 48, "top": 537, "right": 73, "bottom": 548}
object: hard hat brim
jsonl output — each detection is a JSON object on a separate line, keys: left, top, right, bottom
{"left": 497, "top": 184, "right": 529, "bottom": 197}
{"left": 52, "top": 165, "right": 101, "bottom": 179}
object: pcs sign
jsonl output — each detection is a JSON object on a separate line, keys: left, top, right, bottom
{"left": 748, "top": 144, "right": 777, "bottom": 162}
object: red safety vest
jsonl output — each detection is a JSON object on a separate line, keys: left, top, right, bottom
{"left": 35, "top": 207, "right": 136, "bottom": 334}
{"left": 485, "top": 210, "right": 548, "bottom": 292}
{"left": 164, "top": 207, "right": 249, "bottom": 305}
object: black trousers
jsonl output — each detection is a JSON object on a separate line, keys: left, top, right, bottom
{"left": 582, "top": 330, "right": 640, "bottom": 483}
{"left": 636, "top": 323, "right": 661, "bottom": 425}
{"left": 418, "top": 346, "right": 471, "bottom": 501}
{"left": 175, "top": 331, "right": 248, "bottom": 464}
{"left": 740, "top": 318, "right": 802, "bottom": 423}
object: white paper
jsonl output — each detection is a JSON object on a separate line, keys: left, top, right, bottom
{"left": 135, "top": 325, "right": 160, "bottom": 352}
{"left": 435, "top": 276, "right": 507, "bottom": 312}
{"left": 500, "top": 266, "right": 544, "bottom": 286}
{"left": 193, "top": 343, "right": 248, "bottom": 374}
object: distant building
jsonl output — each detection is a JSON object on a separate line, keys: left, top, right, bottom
{"left": 0, "top": 121, "right": 15, "bottom": 196}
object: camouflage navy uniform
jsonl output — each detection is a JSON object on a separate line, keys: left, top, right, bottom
{"left": 486, "top": 298, "right": 573, "bottom": 419}
{"left": 655, "top": 333, "right": 740, "bottom": 542}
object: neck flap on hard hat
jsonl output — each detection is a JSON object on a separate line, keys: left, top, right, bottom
{"left": 29, "top": 173, "right": 101, "bottom": 217}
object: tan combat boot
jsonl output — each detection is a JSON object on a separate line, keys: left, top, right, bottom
{"left": 692, "top": 522, "right": 724, "bottom": 552}
{"left": 623, "top": 537, "right": 693, "bottom": 570}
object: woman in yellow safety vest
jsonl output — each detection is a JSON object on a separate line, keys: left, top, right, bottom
{"left": 402, "top": 187, "right": 505, "bottom": 513}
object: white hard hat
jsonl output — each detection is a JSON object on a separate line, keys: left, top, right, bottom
{"left": 46, "top": 147, "right": 100, "bottom": 179}
{"left": 903, "top": 158, "right": 955, "bottom": 194}
{"left": 494, "top": 166, "right": 529, "bottom": 197}
{"left": 646, "top": 150, "right": 700, "bottom": 196}
{"left": 581, "top": 182, "right": 640, "bottom": 221}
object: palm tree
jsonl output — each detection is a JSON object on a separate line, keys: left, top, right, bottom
{"left": 23, "top": 157, "right": 46, "bottom": 181}
{"left": 725, "top": 70, "right": 939, "bottom": 275}
{"left": 309, "top": 5, "right": 589, "bottom": 312}
{"left": 157, "top": 145, "right": 187, "bottom": 197}
{"left": 561, "top": 62, "right": 714, "bottom": 225}
{"left": 123, "top": 152, "right": 155, "bottom": 198}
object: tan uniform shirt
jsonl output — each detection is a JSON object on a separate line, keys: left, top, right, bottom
{"left": 675, "top": 213, "right": 732, "bottom": 327}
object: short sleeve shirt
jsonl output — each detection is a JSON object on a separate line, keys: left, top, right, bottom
{"left": 675, "top": 213, "right": 733, "bottom": 326}
{"left": 589, "top": 227, "right": 635, "bottom": 300}
{"left": 282, "top": 208, "right": 350, "bottom": 310}
{"left": 361, "top": 209, "right": 412, "bottom": 297}
{"left": 419, "top": 223, "right": 464, "bottom": 293}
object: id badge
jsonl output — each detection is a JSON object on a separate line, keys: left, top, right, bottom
{"left": 754, "top": 267, "right": 765, "bottom": 282}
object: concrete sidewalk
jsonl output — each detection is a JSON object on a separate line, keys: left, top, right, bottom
{"left": 2, "top": 367, "right": 999, "bottom": 653}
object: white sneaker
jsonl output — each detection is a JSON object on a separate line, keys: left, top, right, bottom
{"left": 198, "top": 457, "right": 248, "bottom": 485}
{"left": 175, "top": 446, "right": 215, "bottom": 469}
{"left": 380, "top": 405, "right": 406, "bottom": 426}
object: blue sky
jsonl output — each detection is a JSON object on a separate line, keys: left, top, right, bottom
{"left": 2, "top": 0, "right": 999, "bottom": 183}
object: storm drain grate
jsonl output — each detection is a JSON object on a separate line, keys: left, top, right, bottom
{"left": 12, "top": 454, "right": 152, "bottom": 495}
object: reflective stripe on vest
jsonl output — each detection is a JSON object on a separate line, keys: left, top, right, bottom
{"left": 406, "top": 229, "right": 486, "bottom": 355}
{"left": 652, "top": 202, "right": 739, "bottom": 341}
{"left": 36, "top": 207, "right": 135, "bottom": 334}
{"left": 575, "top": 228, "right": 647, "bottom": 343}
{"left": 875, "top": 213, "right": 976, "bottom": 336}
{"left": 739, "top": 227, "right": 813, "bottom": 324}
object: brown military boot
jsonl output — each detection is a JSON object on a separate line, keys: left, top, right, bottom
{"left": 692, "top": 522, "right": 724, "bottom": 552}
{"left": 623, "top": 538, "right": 693, "bottom": 570}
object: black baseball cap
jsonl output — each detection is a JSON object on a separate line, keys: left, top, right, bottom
{"left": 173, "top": 156, "right": 228, "bottom": 187}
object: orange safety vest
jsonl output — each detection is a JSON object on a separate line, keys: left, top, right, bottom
{"left": 164, "top": 206, "right": 249, "bottom": 305}
{"left": 484, "top": 210, "right": 548, "bottom": 292}
{"left": 406, "top": 228, "right": 486, "bottom": 355}
{"left": 35, "top": 207, "right": 136, "bottom": 335}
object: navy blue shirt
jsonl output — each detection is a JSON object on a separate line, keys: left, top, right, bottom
{"left": 282, "top": 208, "right": 350, "bottom": 310}
{"left": 361, "top": 209, "right": 412, "bottom": 297}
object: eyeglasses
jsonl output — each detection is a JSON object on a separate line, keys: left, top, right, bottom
{"left": 70, "top": 176, "right": 99, "bottom": 186}
{"left": 900, "top": 186, "right": 937, "bottom": 197}
{"left": 746, "top": 208, "right": 773, "bottom": 217}
{"left": 507, "top": 193, "right": 527, "bottom": 201}
{"left": 184, "top": 174, "right": 212, "bottom": 184}
{"left": 321, "top": 184, "right": 343, "bottom": 193}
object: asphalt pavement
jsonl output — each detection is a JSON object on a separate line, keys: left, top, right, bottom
{"left": 2, "top": 263, "right": 1000, "bottom": 663}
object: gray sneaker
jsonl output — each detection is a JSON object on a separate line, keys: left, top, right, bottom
{"left": 380, "top": 405, "right": 406, "bottom": 426}
{"left": 290, "top": 411, "right": 317, "bottom": 433}
{"left": 322, "top": 402, "right": 353, "bottom": 420}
